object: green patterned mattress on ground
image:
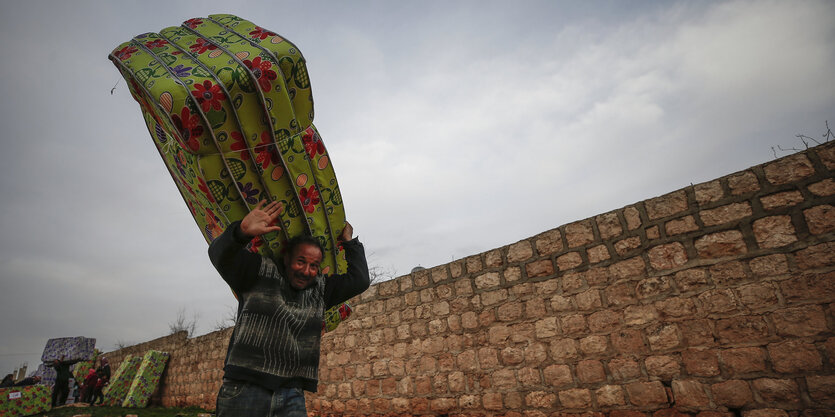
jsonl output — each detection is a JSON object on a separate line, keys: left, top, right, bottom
{"left": 109, "top": 14, "right": 352, "bottom": 330}
{"left": 101, "top": 354, "right": 142, "bottom": 406}
{"left": 122, "top": 350, "right": 170, "bottom": 408}
{"left": 0, "top": 385, "right": 51, "bottom": 417}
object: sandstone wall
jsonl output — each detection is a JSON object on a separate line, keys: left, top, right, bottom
{"left": 106, "top": 142, "right": 835, "bottom": 416}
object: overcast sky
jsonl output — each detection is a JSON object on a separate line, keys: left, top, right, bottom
{"left": 1, "top": 0, "right": 833, "bottom": 375}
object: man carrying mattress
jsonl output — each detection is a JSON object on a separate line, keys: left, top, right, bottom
{"left": 209, "top": 199, "right": 370, "bottom": 417}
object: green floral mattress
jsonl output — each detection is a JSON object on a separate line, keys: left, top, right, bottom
{"left": 0, "top": 385, "right": 51, "bottom": 417}
{"left": 109, "top": 15, "right": 352, "bottom": 329}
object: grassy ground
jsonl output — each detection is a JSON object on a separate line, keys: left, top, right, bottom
{"left": 31, "top": 404, "right": 213, "bottom": 417}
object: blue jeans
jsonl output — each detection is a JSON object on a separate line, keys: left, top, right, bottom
{"left": 216, "top": 379, "right": 307, "bottom": 417}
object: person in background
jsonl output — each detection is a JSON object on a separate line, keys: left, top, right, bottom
{"left": 13, "top": 375, "right": 41, "bottom": 387}
{"left": 82, "top": 368, "right": 97, "bottom": 403}
{"left": 46, "top": 356, "right": 78, "bottom": 407}
{"left": 0, "top": 374, "right": 14, "bottom": 387}
{"left": 90, "top": 368, "right": 107, "bottom": 405}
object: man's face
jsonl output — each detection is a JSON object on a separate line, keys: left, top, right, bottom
{"left": 285, "top": 243, "right": 323, "bottom": 290}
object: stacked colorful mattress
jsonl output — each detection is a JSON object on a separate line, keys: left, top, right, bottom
{"left": 0, "top": 385, "right": 51, "bottom": 417}
{"left": 102, "top": 355, "right": 142, "bottom": 406}
{"left": 109, "top": 14, "right": 352, "bottom": 330}
{"left": 70, "top": 349, "right": 101, "bottom": 383}
{"left": 40, "top": 337, "right": 96, "bottom": 363}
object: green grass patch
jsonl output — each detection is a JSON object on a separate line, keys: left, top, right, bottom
{"left": 32, "top": 404, "right": 212, "bottom": 417}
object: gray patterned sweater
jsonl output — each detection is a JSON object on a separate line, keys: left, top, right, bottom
{"left": 209, "top": 221, "right": 370, "bottom": 392}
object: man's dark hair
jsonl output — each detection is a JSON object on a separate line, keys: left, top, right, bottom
{"left": 284, "top": 235, "right": 324, "bottom": 259}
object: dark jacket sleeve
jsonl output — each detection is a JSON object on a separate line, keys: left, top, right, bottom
{"left": 324, "top": 238, "right": 371, "bottom": 308}
{"left": 208, "top": 221, "right": 263, "bottom": 295}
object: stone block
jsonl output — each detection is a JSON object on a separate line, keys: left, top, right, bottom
{"left": 647, "top": 323, "right": 681, "bottom": 352}
{"left": 576, "top": 360, "right": 606, "bottom": 384}
{"left": 808, "top": 178, "right": 835, "bottom": 196}
{"left": 767, "top": 340, "right": 823, "bottom": 373}
{"left": 526, "top": 259, "right": 555, "bottom": 278}
{"left": 625, "top": 381, "right": 669, "bottom": 407}
{"left": 535, "top": 317, "right": 558, "bottom": 339}
{"left": 818, "top": 143, "right": 835, "bottom": 169}
{"left": 609, "top": 257, "right": 647, "bottom": 280}
{"left": 560, "top": 314, "right": 588, "bottom": 335}
{"left": 636, "top": 276, "right": 674, "bottom": 300}
{"left": 611, "top": 329, "right": 648, "bottom": 355}
{"left": 645, "top": 191, "right": 688, "bottom": 220}
{"left": 587, "top": 244, "right": 611, "bottom": 263}
{"left": 737, "top": 282, "right": 778, "bottom": 310}
{"left": 575, "top": 289, "right": 603, "bottom": 311}
{"left": 579, "top": 335, "right": 609, "bottom": 356}
{"left": 806, "top": 375, "right": 835, "bottom": 406}
{"left": 557, "top": 252, "right": 584, "bottom": 271}
{"left": 720, "top": 347, "right": 767, "bottom": 375}
{"left": 709, "top": 261, "right": 746, "bottom": 286}
{"left": 543, "top": 364, "right": 573, "bottom": 388}
{"left": 525, "top": 343, "right": 548, "bottom": 365}
{"left": 645, "top": 355, "right": 681, "bottom": 380}
{"left": 623, "top": 305, "right": 659, "bottom": 326}
{"left": 588, "top": 310, "right": 622, "bottom": 333}
{"left": 671, "top": 380, "right": 710, "bottom": 407}
{"left": 760, "top": 190, "right": 804, "bottom": 210}
{"left": 558, "top": 388, "right": 592, "bottom": 408}
{"left": 508, "top": 240, "right": 534, "bottom": 263}
{"left": 804, "top": 204, "right": 835, "bottom": 235}
{"left": 674, "top": 269, "right": 711, "bottom": 293}
{"left": 711, "top": 380, "right": 753, "bottom": 408}
{"left": 700, "top": 202, "right": 752, "bottom": 226}
{"left": 527, "top": 391, "right": 558, "bottom": 408}
{"left": 549, "top": 338, "right": 579, "bottom": 363}
{"left": 794, "top": 241, "right": 835, "bottom": 270}
{"left": 695, "top": 230, "right": 747, "bottom": 259}
{"left": 752, "top": 378, "right": 801, "bottom": 406}
{"left": 743, "top": 410, "right": 790, "bottom": 417}
{"left": 596, "top": 385, "right": 627, "bottom": 407}
{"left": 728, "top": 171, "right": 760, "bottom": 195}
{"left": 763, "top": 153, "right": 815, "bottom": 185}
{"left": 647, "top": 243, "right": 689, "bottom": 271}
{"left": 682, "top": 348, "right": 719, "bottom": 377}
{"left": 615, "top": 236, "right": 642, "bottom": 256}
{"left": 655, "top": 297, "right": 698, "bottom": 319}
{"left": 753, "top": 216, "right": 798, "bottom": 248}
{"left": 771, "top": 305, "right": 827, "bottom": 337}
{"left": 597, "top": 211, "right": 624, "bottom": 240}
{"left": 535, "top": 229, "right": 563, "bottom": 255}
{"left": 605, "top": 281, "right": 636, "bottom": 307}
{"left": 566, "top": 220, "right": 596, "bottom": 248}
{"left": 698, "top": 288, "right": 739, "bottom": 314}
{"left": 518, "top": 367, "right": 542, "bottom": 388}
{"left": 609, "top": 357, "right": 642, "bottom": 382}
{"left": 716, "top": 316, "right": 770, "bottom": 344}
{"left": 666, "top": 215, "right": 699, "bottom": 236}
{"left": 625, "top": 206, "right": 643, "bottom": 230}
{"left": 475, "top": 272, "right": 501, "bottom": 289}
{"left": 694, "top": 180, "right": 723, "bottom": 205}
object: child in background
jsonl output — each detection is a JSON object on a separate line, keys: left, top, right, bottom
{"left": 90, "top": 369, "right": 107, "bottom": 405}
{"left": 82, "top": 368, "right": 97, "bottom": 403}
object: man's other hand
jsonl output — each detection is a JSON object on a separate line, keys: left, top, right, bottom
{"left": 338, "top": 221, "right": 353, "bottom": 242}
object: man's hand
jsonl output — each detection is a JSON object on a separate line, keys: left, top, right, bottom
{"left": 240, "top": 200, "right": 283, "bottom": 237}
{"left": 338, "top": 221, "right": 354, "bottom": 242}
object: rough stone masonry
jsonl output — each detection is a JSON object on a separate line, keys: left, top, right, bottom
{"left": 105, "top": 141, "right": 835, "bottom": 416}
